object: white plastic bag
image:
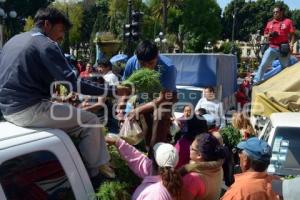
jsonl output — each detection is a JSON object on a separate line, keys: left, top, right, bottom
{"left": 119, "top": 117, "right": 145, "bottom": 145}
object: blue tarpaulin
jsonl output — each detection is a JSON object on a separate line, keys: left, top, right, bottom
{"left": 163, "top": 53, "right": 237, "bottom": 98}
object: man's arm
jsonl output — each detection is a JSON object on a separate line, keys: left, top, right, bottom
{"left": 289, "top": 19, "right": 296, "bottom": 50}
{"left": 132, "top": 90, "right": 177, "bottom": 116}
{"left": 264, "top": 22, "right": 271, "bottom": 42}
{"left": 290, "top": 32, "right": 295, "bottom": 51}
{"left": 40, "top": 42, "right": 130, "bottom": 97}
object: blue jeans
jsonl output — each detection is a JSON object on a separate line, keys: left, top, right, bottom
{"left": 254, "top": 47, "right": 289, "bottom": 83}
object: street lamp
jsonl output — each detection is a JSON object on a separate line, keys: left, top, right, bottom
{"left": 0, "top": 0, "right": 17, "bottom": 48}
{"left": 154, "top": 32, "right": 167, "bottom": 52}
{"left": 204, "top": 41, "right": 213, "bottom": 53}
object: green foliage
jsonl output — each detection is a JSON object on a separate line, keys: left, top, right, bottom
{"left": 51, "top": 1, "right": 84, "bottom": 49}
{"left": 95, "top": 181, "right": 130, "bottom": 200}
{"left": 4, "top": 0, "right": 54, "bottom": 17}
{"left": 123, "top": 69, "right": 162, "bottom": 99}
{"left": 95, "top": 146, "right": 140, "bottom": 200}
{"left": 222, "top": 0, "right": 291, "bottom": 41}
{"left": 95, "top": 32, "right": 118, "bottom": 42}
{"left": 291, "top": 10, "right": 300, "bottom": 39}
{"left": 182, "top": 0, "right": 222, "bottom": 52}
{"left": 23, "top": 17, "right": 34, "bottom": 32}
{"left": 217, "top": 41, "right": 242, "bottom": 63}
{"left": 220, "top": 125, "right": 242, "bottom": 149}
{"left": 284, "top": 175, "right": 296, "bottom": 180}
{"left": 2, "top": 0, "right": 54, "bottom": 42}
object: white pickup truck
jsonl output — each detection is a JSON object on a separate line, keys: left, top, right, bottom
{"left": 0, "top": 122, "right": 97, "bottom": 200}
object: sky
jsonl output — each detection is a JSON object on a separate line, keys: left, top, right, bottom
{"left": 217, "top": 0, "right": 300, "bottom": 10}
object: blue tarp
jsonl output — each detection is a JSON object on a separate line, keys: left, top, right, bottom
{"left": 163, "top": 53, "right": 237, "bottom": 98}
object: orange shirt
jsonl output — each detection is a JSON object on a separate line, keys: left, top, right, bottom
{"left": 221, "top": 171, "right": 279, "bottom": 200}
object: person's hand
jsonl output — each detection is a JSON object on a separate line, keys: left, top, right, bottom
{"left": 105, "top": 134, "right": 120, "bottom": 145}
{"left": 116, "top": 85, "right": 131, "bottom": 96}
{"left": 80, "top": 101, "right": 90, "bottom": 108}
{"left": 127, "top": 109, "right": 139, "bottom": 121}
{"left": 290, "top": 43, "right": 294, "bottom": 52}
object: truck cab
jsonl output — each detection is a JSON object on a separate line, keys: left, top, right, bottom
{"left": 0, "top": 122, "right": 96, "bottom": 200}
{"left": 259, "top": 113, "right": 300, "bottom": 177}
{"left": 163, "top": 53, "right": 237, "bottom": 118}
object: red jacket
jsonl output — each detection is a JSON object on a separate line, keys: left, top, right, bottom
{"left": 264, "top": 18, "right": 295, "bottom": 48}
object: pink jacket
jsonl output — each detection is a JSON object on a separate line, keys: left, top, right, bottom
{"left": 116, "top": 139, "right": 172, "bottom": 200}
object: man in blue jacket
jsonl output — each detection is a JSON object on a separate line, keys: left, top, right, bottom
{"left": 0, "top": 7, "right": 129, "bottom": 179}
{"left": 122, "top": 40, "right": 177, "bottom": 148}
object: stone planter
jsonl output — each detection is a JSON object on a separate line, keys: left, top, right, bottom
{"left": 98, "top": 41, "right": 121, "bottom": 58}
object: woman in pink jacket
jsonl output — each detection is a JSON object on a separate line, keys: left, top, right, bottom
{"left": 106, "top": 135, "right": 182, "bottom": 200}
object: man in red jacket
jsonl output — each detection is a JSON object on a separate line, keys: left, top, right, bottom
{"left": 254, "top": 5, "right": 295, "bottom": 84}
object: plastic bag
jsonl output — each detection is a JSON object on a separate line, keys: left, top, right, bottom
{"left": 119, "top": 117, "right": 146, "bottom": 145}
{"left": 170, "top": 120, "right": 180, "bottom": 136}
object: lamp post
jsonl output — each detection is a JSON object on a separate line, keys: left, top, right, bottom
{"left": 162, "top": 0, "right": 167, "bottom": 33}
{"left": 154, "top": 32, "right": 167, "bottom": 52}
{"left": 204, "top": 41, "right": 213, "bottom": 53}
{"left": 0, "top": 0, "right": 17, "bottom": 48}
{"left": 231, "top": 1, "right": 236, "bottom": 54}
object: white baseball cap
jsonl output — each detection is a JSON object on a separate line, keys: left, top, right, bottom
{"left": 153, "top": 143, "right": 179, "bottom": 168}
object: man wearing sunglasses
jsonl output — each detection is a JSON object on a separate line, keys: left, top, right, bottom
{"left": 254, "top": 5, "right": 295, "bottom": 84}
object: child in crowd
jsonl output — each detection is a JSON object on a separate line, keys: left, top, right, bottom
{"left": 179, "top": 133, "right": 226, "bottom": 200}
{"left": 105, "top": 135, "right": 182, "bottom": 200}
{"left": 232, "top": 112, "right": 256, "bottom": 140}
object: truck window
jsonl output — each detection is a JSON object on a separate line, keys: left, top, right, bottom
{"left": 270, "top": 127, "right": 300, "bottom": 176}
{"left": 175, "top": 88, "right": 202, "bottom": 112}
{"left": 0, "top": 151, "right": 75, "bottom": 200}
{"left": 261, "top": 121, "right": 272, "bottom": 142}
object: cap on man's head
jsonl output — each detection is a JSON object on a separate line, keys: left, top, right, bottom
{"left": 153, "top": 143, "right": 179, "bottom": 168}
{"left": 237, "top": 137, "right": 272, "bottom": 162}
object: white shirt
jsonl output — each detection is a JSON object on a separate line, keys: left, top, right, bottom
{"left": 103, "top": 71, "right": 119, "bottom": 85}
{"left": 195, "top": 97, "right": 225, "bottom": 128}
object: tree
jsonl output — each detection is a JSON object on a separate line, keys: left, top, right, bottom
{"left": 182, "top": 0, "right": 222, "bottom": 52}
{"left": 51, "top": 1, "right": 84, "bottom": 53}
{"left": 291, "top": 9, "right": 300, "bottom": 39}
{"left": 23, "top": 16, "right": 34, "bottom": 32}
{"left": 221, "top": 0, "right": 291, "bottom": 41}
{"left": 2, "top": 0, "right": 54, "bottom": 42}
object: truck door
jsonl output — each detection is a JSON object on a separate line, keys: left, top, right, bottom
{"left": 0, "top": 134, "right": 95, "bottom": 200}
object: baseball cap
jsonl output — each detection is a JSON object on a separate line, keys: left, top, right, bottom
{"left": 237, "top": 137, "right": 272, "bottom": 162}
{"left": 153, "top": 143, "right": 179, "bottom": 168}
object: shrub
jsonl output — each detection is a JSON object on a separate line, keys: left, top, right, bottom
{"left": 220, "top": 125, "right": 242, "bottom": 149}
{"left": 95, "top": 146, "right": 141, "bottom": 199}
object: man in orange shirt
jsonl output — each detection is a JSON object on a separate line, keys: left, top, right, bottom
{"left": 254, "top": 5, "right": 295, "bottom": 84}
{"left": 221, "top": 137, "right": 279, "bottom": 200}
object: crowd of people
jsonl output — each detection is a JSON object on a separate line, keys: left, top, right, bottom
{"left": 0, "top": 5, "right": 298, "bottom": 200}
